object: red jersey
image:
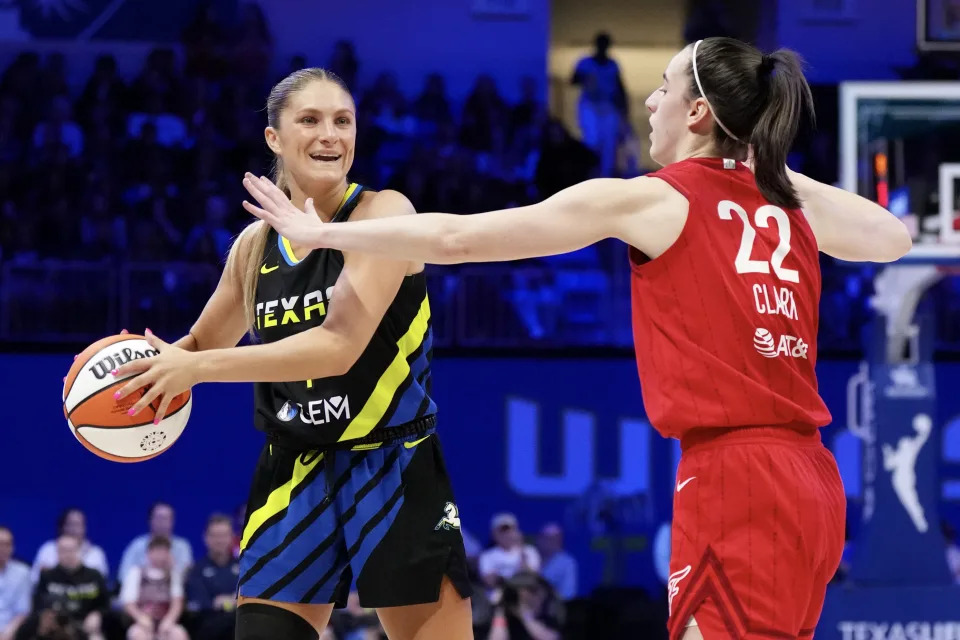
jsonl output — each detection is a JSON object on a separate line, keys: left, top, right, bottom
{"left": 629, "top": 157, "right": 831, "bottom": 440}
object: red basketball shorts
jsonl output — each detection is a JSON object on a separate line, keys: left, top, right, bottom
{"left": 667, "top": 427, "right": 846, "bottom": 640}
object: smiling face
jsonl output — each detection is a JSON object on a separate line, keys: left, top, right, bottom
{"left": 265, "top": 78, "right": 356, "bottom": 194}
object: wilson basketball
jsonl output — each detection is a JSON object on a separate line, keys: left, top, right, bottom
{"left": 62, "top": 334, "right": 191, "bottom": 462}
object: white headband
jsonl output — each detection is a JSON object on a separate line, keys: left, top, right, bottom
{"left": 691, "top": 39, "right": 741, "bottom": 142}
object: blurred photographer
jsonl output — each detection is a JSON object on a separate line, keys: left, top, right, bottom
{"left": 16, "top": 535, "right": 109, "bottom": 640}
{"left": 487, "top": 572, "right": 562, "bottom": 640}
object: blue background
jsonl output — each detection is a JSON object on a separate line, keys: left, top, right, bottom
{"left": 5, "top": 354, "right": 960, "bottom": 600}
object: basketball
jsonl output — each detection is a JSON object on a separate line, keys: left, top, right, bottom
{"left": 62, "top": 334, "right": 192, "bottom": 462}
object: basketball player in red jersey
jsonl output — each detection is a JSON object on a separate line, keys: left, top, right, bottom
{"left": 249, "top": 37, "right": 909, "bottom": 638}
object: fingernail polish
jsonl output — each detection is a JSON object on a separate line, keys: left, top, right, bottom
{"left": 128, "top": 408, "right": 136, "bottom": 416}
{"left": 111, "top": 369, "right": 117, "bottom": 376}
{"left": 114, "top": 391, "right": 121, "bottom": 399}
{"left": 153, "top": 418, "right": 160, "bottom": 425}
{"left": 146, "top": 328, "right": 152, "bottom": 335}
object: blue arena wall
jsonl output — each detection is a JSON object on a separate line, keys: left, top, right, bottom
{"left": 3, "top": 354, "right": 960, "bottom": 603}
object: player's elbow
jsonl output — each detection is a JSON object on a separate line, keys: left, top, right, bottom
{"left": 329, "top": 341, "right": 361, "bottom": 378}
{"left": 873, "top": 217, "right": 913, "bottom": 263}
{"left": 305, "top": 329, "right": 358, "bottom": 378}
{"left": 437, "top": 227, "right": 472, "bottom": 264}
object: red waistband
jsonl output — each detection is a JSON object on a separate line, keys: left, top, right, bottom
{"left": 680, "top": 423, "right": 821, "bottom": 453}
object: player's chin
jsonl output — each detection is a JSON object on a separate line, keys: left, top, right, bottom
{"left": 305, "top": 161, "right": 346, "bottom": 182}
{"left": 648, "top": 144, "right": 667, "bottom": 168}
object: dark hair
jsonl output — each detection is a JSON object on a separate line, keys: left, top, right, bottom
{"left": 0, "top": 525, "right": 11, "bottom": 538}
{"left": 206, "top": 513, "right": 233, "bottom": 531}
{"left": 147, "top": 536, "right": 171, "bottom": 551}
{"left": 226, "top": 67, "right": 353, "bottom": 333}
{"left": 57, "top": 507, "right": 83, "bottom": 534}
{"left": 687, "top": 37, "right": 814, "bottom": 209}
{"left": 149, "top": 501, "right": 172, "bottom": 519}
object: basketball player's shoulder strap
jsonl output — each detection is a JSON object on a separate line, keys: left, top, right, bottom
{"left": 330, "top": 183, "right": 365, "bottom": 223}
{"left": 646, "top": 162, "right": 699, "bottom": 201}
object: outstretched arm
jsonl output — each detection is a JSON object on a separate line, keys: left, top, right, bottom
{"left": 115, "top": 191, "right": 418, "bottom": 419}
{"left": 790, "top": 170, "right": 912, "bottom": 263}
{"left": 243, "top": 173, "right": 681, "bottom": 264}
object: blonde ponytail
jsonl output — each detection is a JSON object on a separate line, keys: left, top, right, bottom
{"left": 225, "top": 220, "right": 270, "bottom": 336}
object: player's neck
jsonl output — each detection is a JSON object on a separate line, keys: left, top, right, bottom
{"left": 290, "top": 181, "right": 349, "bottom": 223}
{"left": 674, "top": 136, "right": 721, "bottom": 164}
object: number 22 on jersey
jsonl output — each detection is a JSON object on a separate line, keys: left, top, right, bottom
{"left": 717, "top": 200, "right": 800, "bottom": 284}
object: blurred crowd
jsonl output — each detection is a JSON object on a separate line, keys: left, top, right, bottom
{"left": 0, "top": 3, "right": 957, "bottom": 353}
{"left": 0, "top": 3, "right": 603, "bottom": 269}
{"left": 0, "top": 505, "right": 598, "bottom": 640}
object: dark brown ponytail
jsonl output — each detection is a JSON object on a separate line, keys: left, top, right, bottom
{"left": 750, "top": 50, "right": 814, "bottom": 209}
{"left": 688, "top": 38, "right": 815, "bottom": 209}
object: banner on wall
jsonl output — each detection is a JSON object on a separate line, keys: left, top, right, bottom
{"left": 1, "top": 355, "right": 959, "bottom": 601}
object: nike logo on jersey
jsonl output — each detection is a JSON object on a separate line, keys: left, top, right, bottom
{"left": 260, "top": 264, "right": 279, "bottom": 274}
{"left": 677, "top": 477, "right": 696, "bottom": 492}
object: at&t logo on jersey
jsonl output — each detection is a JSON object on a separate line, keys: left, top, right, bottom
{"left": 753, "top": 328, "right": 808, "bottom": 359}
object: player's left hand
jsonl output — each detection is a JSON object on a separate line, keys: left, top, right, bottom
{"left": 113, "top": 329, "right": 199, "bottom": 423}
{"left": 242, "top": 173, "right": 326, "bottom": 248}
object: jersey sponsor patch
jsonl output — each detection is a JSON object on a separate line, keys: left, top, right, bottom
{"left": 753, "top": 327, "right": 809, "bottom": 359}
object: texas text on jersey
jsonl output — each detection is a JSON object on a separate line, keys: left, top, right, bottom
{"left": 252, "top": 184, "right": 437, "bottom": 447}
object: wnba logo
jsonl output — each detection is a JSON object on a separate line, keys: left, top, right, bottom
{"left": 88, "top": 348, "right": 159, "bottom": 380}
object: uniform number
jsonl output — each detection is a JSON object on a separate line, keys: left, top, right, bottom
{"left": 717, "top": 200, "right": 799, "bottom": 283}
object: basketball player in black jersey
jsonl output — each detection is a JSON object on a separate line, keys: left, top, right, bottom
{"left": 114, "top": 69, "right": 473, "bottom": 640}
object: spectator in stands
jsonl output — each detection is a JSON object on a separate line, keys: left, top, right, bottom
{"left": 184, "top": 195, "right": 232, "bottom": 263}
{"left": 534, "top": 119, "right": 597, "bottom": 199}
{"left": 488, "top": 572, "right": 562, "bottom": 640}
{"left": 943, "top": 520, "right": 960, "bottom": 584}
{"left": 412, "top": 73, "right": 453, "bottom": 132}
{"left": 570, "top": 32, "right": 628, "bottom": 178}
{"left": 26, "top": 535, "right": 109, "bottom": 640}
{"left": 479, "top": 514, "right": 541, "bottom": 600}
{"left": 230, "top": 505, "right": 245, "bottom": 558}
{"left": 328, "top": 591, "right": 382, "bottom": 640}
{"left": 30, "top": 509, "right": 109, "bottom": 584}
{"left": 536, "top": 523, "right": 577, "bottom": 601}
{"left": 230, "top": 2, "right": 273, "bottom": 84}
{"left": 459, "top": 74, "right": 508, "bottom": 152}
{"left": 509, "top": 76, "right": 544, "bottom": 143}
{"left": 120, "top": 537, "right": 188, "bottom": 640}
{"left": 327, "top": 41, "right": 359, "bottom": 92}
{"left": 117, "top": 503, "right": 193, "bottom": 582}
{"left": 31, "top": 95, "right": 83, "bottom": 159}
{"left": 184, "top": 514, "right": 238, "bottom": 640}
{"left": 77, "top": 54, "right": 127, "bottom": 134}
{"left": 37, "top": 54, "right": 69, "bottom": 108}
{"left": 0, "top": 526, "right": 30, "bottom": 640}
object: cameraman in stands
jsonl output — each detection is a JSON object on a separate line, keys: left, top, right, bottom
{"left": 487, "top": 572, "right": 562, "bottom": 640}
{"left": 18, "top": 535, "right": 110, "bottom": 640}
